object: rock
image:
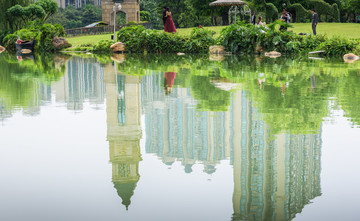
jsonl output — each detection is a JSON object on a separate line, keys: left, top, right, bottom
{"left": 0, "top": 45, "right": 5, "bottom": 53}
{"left": 209, "top": 45, "right": 225, "bottom": 54}
{"left": 110, "top": 42, "right": 126, "bottom": 53}
{"left": 264, "top": 51, "right": 281, "bottom": 58}
{"left": 209, "top": 54, "right": 225, "bottom": 61}
{"left": 111, "top": 53, "right": 125, "bottom": 63}
{"left": 343, "top": 53, "right": 359, "bottom": 60}
{"left": 177, "top": 52, "right": 185, "bottom": 56}
{"left": 52, "top": 37, "right": 71, "bottom": 50}
{"left": 21, "top": 49, "right": 32, "bottom": 54}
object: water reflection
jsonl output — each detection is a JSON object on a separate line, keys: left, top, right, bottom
{"left": 1, "top": 53, "right": 359, "bottom": 220}
{"left": 105, "top": 67, "right": 142, "bottom": 210}
{"left": 104, "top": 69, "right": 323, "bottom": 220}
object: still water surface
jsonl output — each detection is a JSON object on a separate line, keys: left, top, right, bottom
{"left": 0, "top": 53, "right": 359, "bottom": 221}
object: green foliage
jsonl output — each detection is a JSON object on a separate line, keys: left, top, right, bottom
{"left": 92, "top": 40, "right": 113, "bottom": 54}
{"left": 35, "top": 0, "right": 58, "bottom": 22}
{"left": 47, "top": 4, "right": 102, "bottom": 29}
{"left": 3, "top": 34, "right": 18, "bottom": 52}
{"left": 221, "top": 22, "right": 262, "bottom": 53}
{"left": 82, "top": 6, "right": 98, "bottom": 26}
{"left": 220, "top": 21, "right": 358, "bottom": 55}
{"left": 264, "top": 0, "right": 279, "bottom": 23}
{"left": 191, "top": 76, "right": 231, "bottom": 111}
{"left": 287, "top": 3, "right": 312, "bottom": 22}
{"left": 140, "top": 11, "right": 151, "bottom": 22}
{"left": 318, "top": 37, "right": 359, "bottom": 56}
{"left": 3, "top": 22, "right": 66, "bottom": 52}
{"left": 6, "top": 4, "right": 45, "bottom": 30}
{"left": 187, "top": 28, "right": 216, "bottom": 53}
{"left": 309, "top": 0, "right": 340, "bottom": 21}
{"left": 39, "top": 24, "right": 65, "bottom": 52}
{"left": 332, "top": 3, "right": 340, "bottom": 22}
{"left": 117, "top": 25, "right": 216, "bottom": 54}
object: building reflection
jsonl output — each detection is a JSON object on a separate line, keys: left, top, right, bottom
{"left": 141, "top": 74, "right": 322, "bottom": 220}
{"left": 53, "top": 57, "right": 105, "bottom": 111}
{"left": 105, "top": 64, "right": 142, "bottom": 210}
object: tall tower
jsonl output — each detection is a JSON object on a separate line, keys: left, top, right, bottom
{"left": 104, "top": 63, "right": 142, "bottom": 210}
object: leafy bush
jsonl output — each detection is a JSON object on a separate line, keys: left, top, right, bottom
{"left": 3, "top": 23, "right": 66, "bottom": 52}
{"left": 3, "top": 34, "right": 18, "bottom": 52}
{"left": 140, "top": 11, "right": 151, "bottom": 22}
{"left": 219, "top": 21, "right": 358, "bottom": 55}
{"left": 117, "top": 25, "right": 216, "bottom": 54}
{"left": 186, "top": 28, "right": 216, "bottom": 53}
{"left": 319, "top": 37, "right": 359, "bottom": 56}
{"left": 92, "top": 40, "right": 113, "bottom": 54}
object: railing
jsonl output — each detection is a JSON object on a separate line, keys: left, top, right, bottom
{"left": 65, "top": 22, "right": 154, "bottom": 37}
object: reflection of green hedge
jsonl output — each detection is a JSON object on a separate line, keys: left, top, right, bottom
{"left": 190, "top": 76, "right": 231, "bottom": 112}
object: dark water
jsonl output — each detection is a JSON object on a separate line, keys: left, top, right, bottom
{"left": 0, "top": 53, "right": 359, "bottom": 221}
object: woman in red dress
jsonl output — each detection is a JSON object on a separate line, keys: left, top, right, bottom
{"left": 164, "top": 8, "right": 177, "bottom": 33}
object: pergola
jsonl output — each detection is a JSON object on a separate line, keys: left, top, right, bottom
{"left": 209, "top": 0, "right": 250, "bottom": 24}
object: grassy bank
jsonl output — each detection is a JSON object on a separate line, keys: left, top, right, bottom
{"left": 66, "top": 23, "right": 360, "bottom": 51}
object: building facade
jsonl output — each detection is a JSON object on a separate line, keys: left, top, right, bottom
{"left": 55, "top": 0, "right": 102, "bottom": 8}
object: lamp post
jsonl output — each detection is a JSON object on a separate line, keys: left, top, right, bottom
{"left": 113, "top": 3, "right": 122, "bottom": 43}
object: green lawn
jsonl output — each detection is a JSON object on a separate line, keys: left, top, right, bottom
{"left": 66, "top": 23, "right": 360, "bottom": 49}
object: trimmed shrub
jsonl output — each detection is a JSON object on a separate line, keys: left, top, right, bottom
{"left": 287, "top": 3, "right": 312, "bottom": 23}
{"left": 264, "top": 0, "right": 278, "bottom": 23}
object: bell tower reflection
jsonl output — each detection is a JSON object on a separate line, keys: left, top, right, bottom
{"left": 105, "top": 64, "right": 142, "bottom": 210}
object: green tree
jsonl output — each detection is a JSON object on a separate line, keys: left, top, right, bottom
{"left": 6, "top": 4, "right": 46, "bottom": 31}
{"left": 35, "top": 0, "right": 58, "bottom": 22}
{"left": 0, "top": 0, "right": 31, "bottom": 31}
{"left": 82, "top": 6, "right": 98, "bottom": 25}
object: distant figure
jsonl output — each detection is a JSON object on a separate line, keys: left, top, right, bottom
{"left": 257, "top": 16, "right": 263, "bottom": 27}
{"left": 279, "top": 9, "right": 290, "bottom": 31}
{"left": 162, "top": 7, "right": 167, "bottom": 26}
{"left": 164, "top": 8, "right": 177, "bottom": 33}
{"left": 164, "top": 72, "right": 176, "bottom": 95}
{"left": 311, "top": 9, "right": 318, "bottom": 35}
{"left": 251, "top": 12, "right": 256, "bottom": 25}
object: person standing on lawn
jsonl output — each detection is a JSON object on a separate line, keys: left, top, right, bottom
{"left": 311, "top": 9, "right": 318, "bottom": 35}
{"left": 164, "top": 7, "right": 177, "bottom": 33}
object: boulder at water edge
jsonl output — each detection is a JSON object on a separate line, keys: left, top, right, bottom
{"left": 0, "top": 45, "right": 5, "bottom": 53}
{"left": 343, "top": 53, "right": 359, "bottom": 60}
{"left": 53, "top": 37, "right": 71, "bottom": 50}
{"left": 209, "top": 45, "right": 225, "bottom": 54}
{"left": 110, "top": 42, "right": 126, "bottom": 53}
{"left": 343, "top": 53, "right": 359, "bottom": 63}
{"left": 264, "top": 51, "right": 281, "bottom": 58}
{"left": 21, "top": 49, "right": 32, "bottom": 54}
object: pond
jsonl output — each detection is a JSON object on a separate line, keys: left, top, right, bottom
{"left": 0, "top": 52, "right": 359, "bottom": 221}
